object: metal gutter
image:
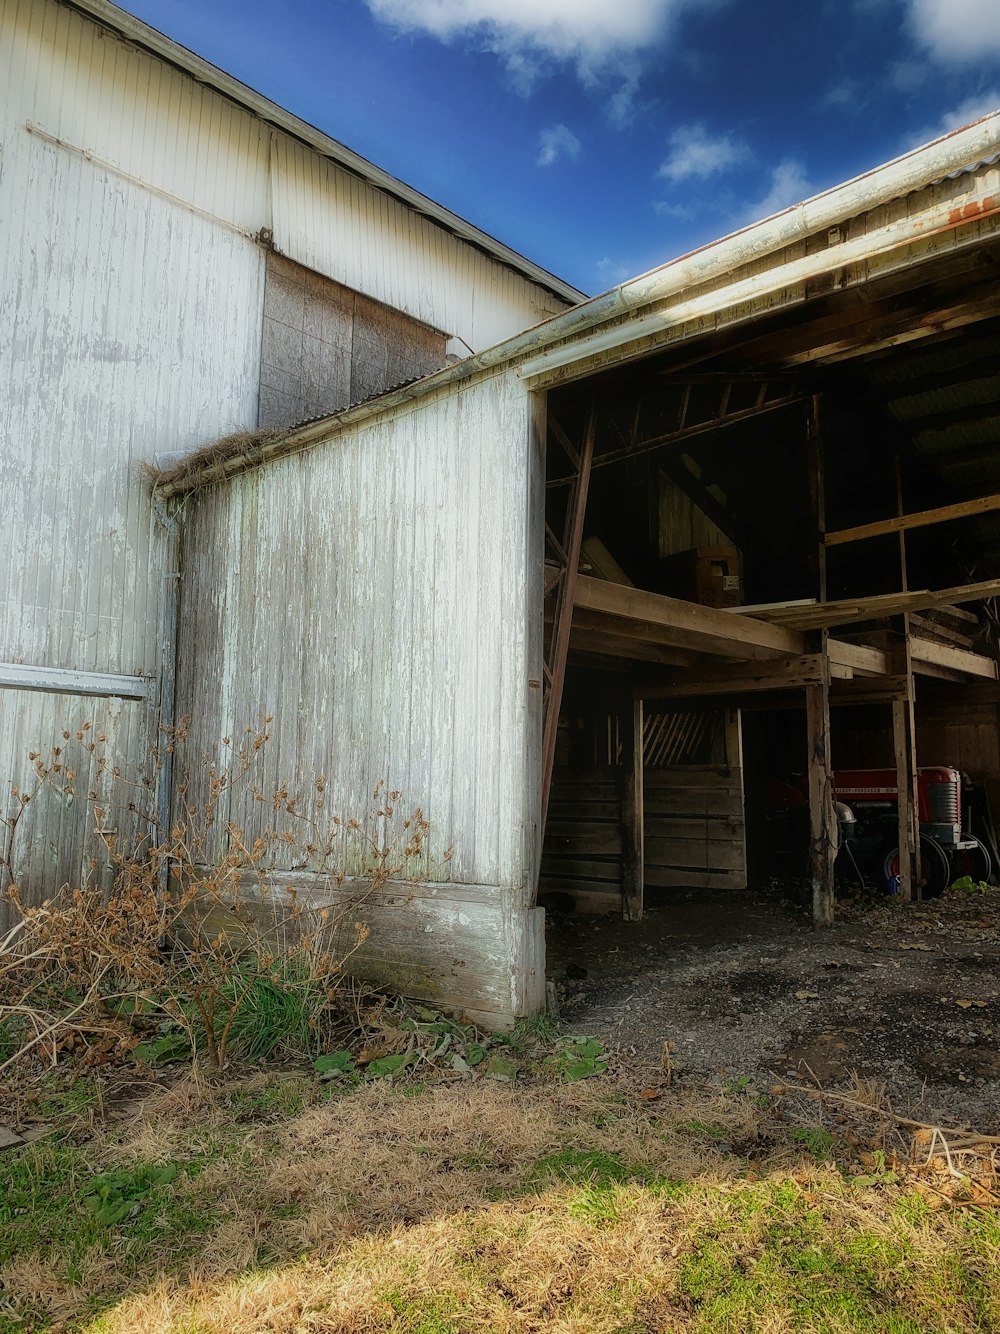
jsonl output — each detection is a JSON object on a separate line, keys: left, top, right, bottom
{"left": 156, "top": 111, "right": 1000, "bottom": 498}
{"left": 57, "top": 0, "right": 586, "bottom": 308}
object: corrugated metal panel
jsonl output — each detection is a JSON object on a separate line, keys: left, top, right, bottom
{"left": 0, "top": 120, "right": 265, "bottom": 674}
{"left": 175, "top": 371, "right": 534, "bottom": 893}
{"left": 1, "top": 0, "right": 271, "bottom": 231}
{"left": 0, "top": 0, "right": 267, "bottom": 912}
{"left": 0, "top": 688, "right": 152, "bottom": 900}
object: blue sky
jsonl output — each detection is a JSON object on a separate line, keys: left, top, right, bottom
{"left": 117, "top": 0, "right": 1000, "bottom": 296}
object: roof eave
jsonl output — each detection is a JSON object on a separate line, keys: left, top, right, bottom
{"left": 56, "top": 0, "right": 587, "bottom": 308}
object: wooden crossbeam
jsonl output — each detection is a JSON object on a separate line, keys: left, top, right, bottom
{"left": 639, "top": 654, "right": 852, "bottom": 700}
{"left": 574, "top": 576, "right": 808, "bottom": 659}
{"left": 825, "top": 492, "right": 1000, "bottom": 548}
{"left": 909, "top": 635, "right": 998, "bottom": 680}
{"left": 728, "top": 579, "right": 1000, "bottom": 630}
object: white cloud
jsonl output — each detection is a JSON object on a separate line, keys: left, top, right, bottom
{"left": 536, "top": 123, "right": 581, "bottom": 167}
{"left": 907, "top": 0, "right": 1000, "bottom": 62}
{"left": 907, "top": 91, "right": 1000, "bottom": 148}
{"left": 658, "top": 122, "right": 745, "bottom": 182}
{"left": 366, "top": 0, "right": 677, "bottom": 66}
{"left": 742, "top": 159, "right": 813, "bottom": 222}
{"left": 595, "top": 255, "right": 631, "bottom": 285}
{"left": 363, "top": 0, "right": 723, "bottom": 96}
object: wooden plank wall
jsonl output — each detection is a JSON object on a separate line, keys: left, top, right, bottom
{"left": 538, "top": 767, "right": 622, "bottom": 912}
{"left": 644, "top": 709, "right": 747, "bottom": 890}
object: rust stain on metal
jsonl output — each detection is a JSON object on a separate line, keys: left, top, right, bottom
{"left": 949, "top": 195, "right": 997, "bottom": 224}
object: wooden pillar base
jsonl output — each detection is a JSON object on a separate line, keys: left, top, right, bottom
{"left": 806, "top": 656, "right": 835, "bottom": 927}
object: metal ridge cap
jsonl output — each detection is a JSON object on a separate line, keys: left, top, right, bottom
{"left": 56, "top": 0, "right": 586, "bottom": 306}
{"left": 613, "top": 111, "right": 1000, "bottom": 314}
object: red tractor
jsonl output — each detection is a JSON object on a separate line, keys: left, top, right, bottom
{"left": 766, "top": 766, "right": 994, "bottom": 896}
{"left": 831, "top": 766, "right": 992, "bottom": 897}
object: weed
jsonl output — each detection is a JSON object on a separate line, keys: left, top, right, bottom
{"left": 1, "top": 726, "right": 433, "bottom": 1072}
{"left": 792, "top": 1124, "right": 836, "bottom": 1158}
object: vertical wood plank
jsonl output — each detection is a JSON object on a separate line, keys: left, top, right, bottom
{"left": 806, "top": 657, "right": 835, "bottom": 927}
{"left": 724, "top": 706, "right": 748, "bottom": 889}
{"left": 539, "top": 400, "right": 596, "bottom": 836}
{"left": 894, "top": 442, "right": 921, "bottom": 899}
{"left": 622, "top": 695, "right": 644, "bottom": 921}
{"left": 892, "top": 694, "right": 917, "bottom": 902}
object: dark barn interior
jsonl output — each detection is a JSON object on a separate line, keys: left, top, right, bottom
{"left": 537, "top": 236, "right": 1000, "bottom": 929}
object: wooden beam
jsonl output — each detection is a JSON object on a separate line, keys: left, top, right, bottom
{"left": 806, "top": 657, "right": 836, "bottom": 927}
{"left": 574, "top": 576, "right": 808, "bottom": 659}
{"left": 827, "top": 640, "right": 890, "bottom": 676}
{"left": 639, "top": 654, "right": 852, "bottom": 700}
{"left": 567, "top": 624, "right": 701, "bottom": 668}
{"left": 825, "top": 491, "right": 1000, "bottom": 548}
{"left": 909, "top": 635, "right": 999, "bottom": 680}
{"left": 621, "top": 698, "right": 644, "bottom": 923}
{"left": 540, "top": 401, "right": 595, "bottom": 836}
{"left": 831, "top": 675, "right": 910, "bottom": 704}
{"left": 892, "top": 690, "right": 920, "bottom": 904}
{"left": 727, "top": 578, "right": 1000, "bottom": 630}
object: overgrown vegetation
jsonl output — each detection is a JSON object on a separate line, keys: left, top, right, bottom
{"left": 0, "top": 722, "right": 430, "bottom": 1073}
{"left": 1, "top": 1042, "right": 998, "bottom": 1333}
{"left": 2, "top": 731, "right": 999, "bottom": 1331}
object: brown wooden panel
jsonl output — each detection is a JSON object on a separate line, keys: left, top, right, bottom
{"left": 548, "top": 799, "right": 621, "bottom": 821}
{"left": 645, "top": 866, "right": 746, "bottom": 889}
{"left": 644, "top": 788, "right": 743, "bottom": 816}
{"left": 539, "top": 856, "right": 622, "bottom": 882}
{"left": 644, "top": 815, "right": 744, "bottom": 840}
{"left": 645, "top": 837, "right": 746, "bottom": 871}
{"left": 544, "top": 825, "right": 622, "bottom": 856}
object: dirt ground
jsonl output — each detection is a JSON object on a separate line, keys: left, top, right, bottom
{"left": 546, "top": 882, "right": 1000, "bottom": 1133}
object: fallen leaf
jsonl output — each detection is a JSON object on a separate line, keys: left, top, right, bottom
{"left": 795, "top": 991, "right": 820, "bottom": 1001}
{"left": 898, "top": 942, "right": 931, "bottom": 951}
{"left": 638, "top": 1088, "right": 660, "bottom": 1101}
{"left": 955, "top": 999, "right": 987, "bottom": 1009}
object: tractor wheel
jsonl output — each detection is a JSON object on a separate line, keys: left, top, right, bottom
{"left": 948, "top": 836, "right": 993, "bottom": 887}
{"left": 881, "top": 835, "right": 951, "bottom": 899}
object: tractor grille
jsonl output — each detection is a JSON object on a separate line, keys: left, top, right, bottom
{"left": 928, "top": 780, "right": 959, "bottom": 827}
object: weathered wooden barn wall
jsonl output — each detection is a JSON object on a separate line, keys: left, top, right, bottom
{"left": 0, "top": 0, "right": 569, "bottom": 915}
{"left": 172, "top": 370, "right": 546, "bottom": 1023}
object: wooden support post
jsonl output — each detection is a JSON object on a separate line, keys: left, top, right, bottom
{"left": 806, "top": 657, "right": 836, "bottom": 927}
{"left": 891, "top": 694, "right": 919, "bottom": 902}
{"left": 539, "top": 400, "right": 597, "bottom": 837}
{"left": 894, "top": 444, "right": 921, "bottom": 900}
{"left": 807, "top": 394, "right": 835, "bottom": 926}
{"left": 622, "top": 696, "right": 644, "bottom": 922}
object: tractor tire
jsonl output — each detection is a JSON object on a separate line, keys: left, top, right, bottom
{"left": 881, "top": 835, "right": 951, "bottom": 899}
{"left": 948, "top": 835, "right": 993, "bottom": 887}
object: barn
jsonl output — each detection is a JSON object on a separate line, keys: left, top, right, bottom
{"left": 156, "top": 113, "right": 1000, "bottom": 1026}
{"left": 0, "top": 0, "right": 579, "bottom": 917}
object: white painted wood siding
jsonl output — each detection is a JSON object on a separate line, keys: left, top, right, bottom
{"left": 175, "top": 371, "right": 538, "bottom": 897}
{"left": 1, "top": 0, "right": 567, "bottom": 355}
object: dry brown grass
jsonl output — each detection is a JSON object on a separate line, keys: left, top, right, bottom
{"left": 3, "top": 1066, "right": 998, "bottom": 1332}
{"left": 150, "top": 427, "right": 287, "bottom": 493}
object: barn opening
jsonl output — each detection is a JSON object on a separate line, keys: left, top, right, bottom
{"left": 537, "top": 233, "right": 1000, "bottom": 943}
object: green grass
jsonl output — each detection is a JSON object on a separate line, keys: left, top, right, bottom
{"left": 1, "top": 1037, "right": 998, "bottom": 1334}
